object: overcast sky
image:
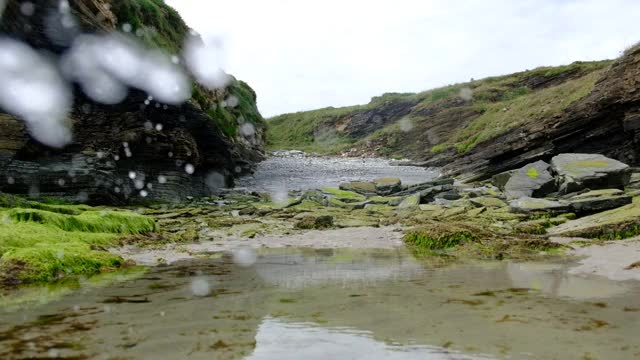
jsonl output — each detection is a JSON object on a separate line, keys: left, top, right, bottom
{"left": 166, "top": 0, "right": 640, "bottom": 117}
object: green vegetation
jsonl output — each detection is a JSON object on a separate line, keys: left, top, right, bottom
{"left": 111, "top": 0, "right": 189, "bottom": 53}
{"left": 0, "top": 193, "right": 156, "bottom": 285}
{"left": 403, "top": 222, "right": 478, "bottom": 250}
{"left": 110, "top": 1, "right": 264, "bottom": 142}
{"left": 267, "top": 60, "right": 612, "bottom": 157}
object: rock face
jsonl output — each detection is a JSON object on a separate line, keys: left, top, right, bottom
{"left": 551, "top": 153, "right": 631, "bottom": 194}
{"left": 503, "top": 160, "right": 556, "bottom": 199}
{"left": 0, "top": 0, "right": 266, "bottom": 204}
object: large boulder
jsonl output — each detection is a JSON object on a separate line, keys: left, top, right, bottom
{"left": 551, "top": 154, "right": 631, "bottom": 194}
{"left": 504, "top": 160, "right": 556, "bottom": 199}
{"left": 564, "top": 189, "right": 632, "bottom": 214}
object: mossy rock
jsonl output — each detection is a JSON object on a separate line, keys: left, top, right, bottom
{"left": 338, "top": 181, "right": 377, "bottom": 195}
{"left": 469, "top": 196, "right": 507, "bottom": 209}
{"left": 403, "top": 221, "right": 482, "bottom": 250}
{"left": 504, "top": 160, "right": 556, "bottom": 199}
{"left": 295, "top": 215, "right": 334, "bottom": 230}
{"left": 373, "top": 177, "right": 402, "bottom": 195}
{"left": 321, "top": 187, "right": 366, "bottom": 203}
{"left": 547, "top": 202, "right": 640, "bottom": 239}
{"left": 398, "top": 194, "right": 420, "bottom": 209}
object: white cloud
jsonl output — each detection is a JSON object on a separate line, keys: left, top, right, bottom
{"left": 166, "top": 0, "right": 640, "bottom": 117}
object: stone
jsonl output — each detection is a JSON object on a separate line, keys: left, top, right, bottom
{"left": 419, "top": 184, "right": 454, "bottom": 203}
{"left": 564, "top": 189, "right": 632, "bottom": 214}
{"left": 504, "top": 160, "right": 556, "bottom": 199}
{"left": 547, "top": 202, "right": 640, "bottom": 239}
{"left": 398, "top": 194, "right": 420, "bottom": 209}
{"left": 295, "top": 215, "right": 334, "bottom": 230}
{"left": 434, "top": 190, "right": 461, "bottom": 201}
{"left": 469, "top": 196, "right": 507, "bottom": 209}
{"left": 551, "top": 153, "right": 632, "bottom": 194}
{"left": 394, "top": 178, "right": 455, "bottom": 197}
{"left": 321, "top": 188, "right": 365, "bottom": 203}
{"left": 491, "top": 170, "right": 515, "bottom": 190}
{"left": 338, "top": 181, "right": 377, "bottom": 195}
{"left": 373, "top": 177, "right": 402, "bottom": 195}
{"left": 509, "top": 197, "right": 571, "bottom": 214}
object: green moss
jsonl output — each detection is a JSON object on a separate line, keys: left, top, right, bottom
{"left": 527, "top": 167, "right": 539, "bottom": 179}
{"left": 321, "top": 187, "right": 366, "bottom": 201}
{"left": 0, "top": 196, "right": 156, "bottom": 285}
{"left": 6, "top": 208, "right": 155, "bottom": 234}
{"left": 431, "top": 143, "right": 449, "bottom": 154}
{"left": 403, "top": 222, "right": 478, "bottom": 250}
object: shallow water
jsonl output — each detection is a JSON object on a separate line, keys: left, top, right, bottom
{"left": 1, "top": 248, "right": 639, "bottom": 359}
{"left": 236, "top": 152, "right": 437, "bottom": 192}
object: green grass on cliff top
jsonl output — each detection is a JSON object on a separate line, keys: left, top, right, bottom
{"left": 266, "top": 60, "right": 612, "bottom": 155}
{"left": 0, "top": 193, "right": 155, "bottom": 284}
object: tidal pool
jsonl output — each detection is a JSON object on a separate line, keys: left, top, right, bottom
{"left": 1, "top": 248, "right": 639, "bottom": 359}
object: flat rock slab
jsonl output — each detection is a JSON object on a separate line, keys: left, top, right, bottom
{"left": 547, "top": 201, "right": 640, "bottom": 238}
{"left": 398, "top": 194, "right": 420, "bottom": 209}
{"left": 564, "top": 189, "right": 632, "bottom": 214}
{"left": 504, "top": 160, "right": 556, "bottom": 199}
{"left": 509, "top": 197, "right": 571, "bottom": 214}
{"left": 469, "top": 196, "right": 507, "bottom": 209}
{"left": 551, "top": 153, "right": 631, "bottom": 194}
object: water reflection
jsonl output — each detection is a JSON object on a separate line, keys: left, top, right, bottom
{"left": 248, "top": 317, "right": 493, "bottom": 360}
{"left": 0, "top": 249, "right": 639, "bottom": 359}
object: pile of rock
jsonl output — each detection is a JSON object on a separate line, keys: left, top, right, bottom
{"left": 491, "top": 153, "right": 633, "bottom": 215}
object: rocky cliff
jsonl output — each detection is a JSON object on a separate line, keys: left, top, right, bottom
{"left": 0, "top": 0, "right": 266, "bottom": 204}
{"left": 268, "top": 46, "right": 640, "bottom": 181}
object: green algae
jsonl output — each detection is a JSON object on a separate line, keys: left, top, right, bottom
{"left": 0, "top": 194, "right": 156, "bottom": 285}
{"left": 527, "top": 168, "right": 539, "bottom": 179}
{"left": 403, "top": 222, "right": 478, "bottom": 250}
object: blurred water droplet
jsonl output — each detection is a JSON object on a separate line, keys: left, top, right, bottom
{"left": 183, "top": 36, "right": 230, "bottom": 89}
{"left": 459, "top": 87, "right": 473, "bottom": 101}
{"left": 128, "top": 171, "right": 136, "bottom": 179}
{"left": 232, "top": 247, "right": 257, "bottom": 267}
{"left": 121, "top": 23, "right": 132, "bottom": 33}
{"left": 140, "top": 189, "right": 148, "bottom": 197}
{"left": 190, "top": 278, "right": 210, "bottom": 297}
{"left": 399, "top": 117, "right": 413, "bottom": 132}
{"left": 6, "top": 177, "right": 14, "bottom": 184}
{"left": 185, "top": 163, "right": 195, "bottom": 174}
{"left": 158, "top": 175, "right": 167, "bottom": 184}
{"left": 205, "top": 171, "right": 225, "bottom": 191}
{"left": 240, "top": 123, "right": 255, "bottom": 137}
{"left": 20, "top": 2, "right": 35, "bottom": 16}
{"left": 155, "top": 123, "right": 163, "bottom": 131}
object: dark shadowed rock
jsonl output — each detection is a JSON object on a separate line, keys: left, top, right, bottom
{"left": 504, "top": 160, "right": 556, "bottom": 199}
{"left": 491, "top": 170, "right": 515, "bottom": 191}
{"left": 551, "top": 153, "right": 631, "bottom": 194}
